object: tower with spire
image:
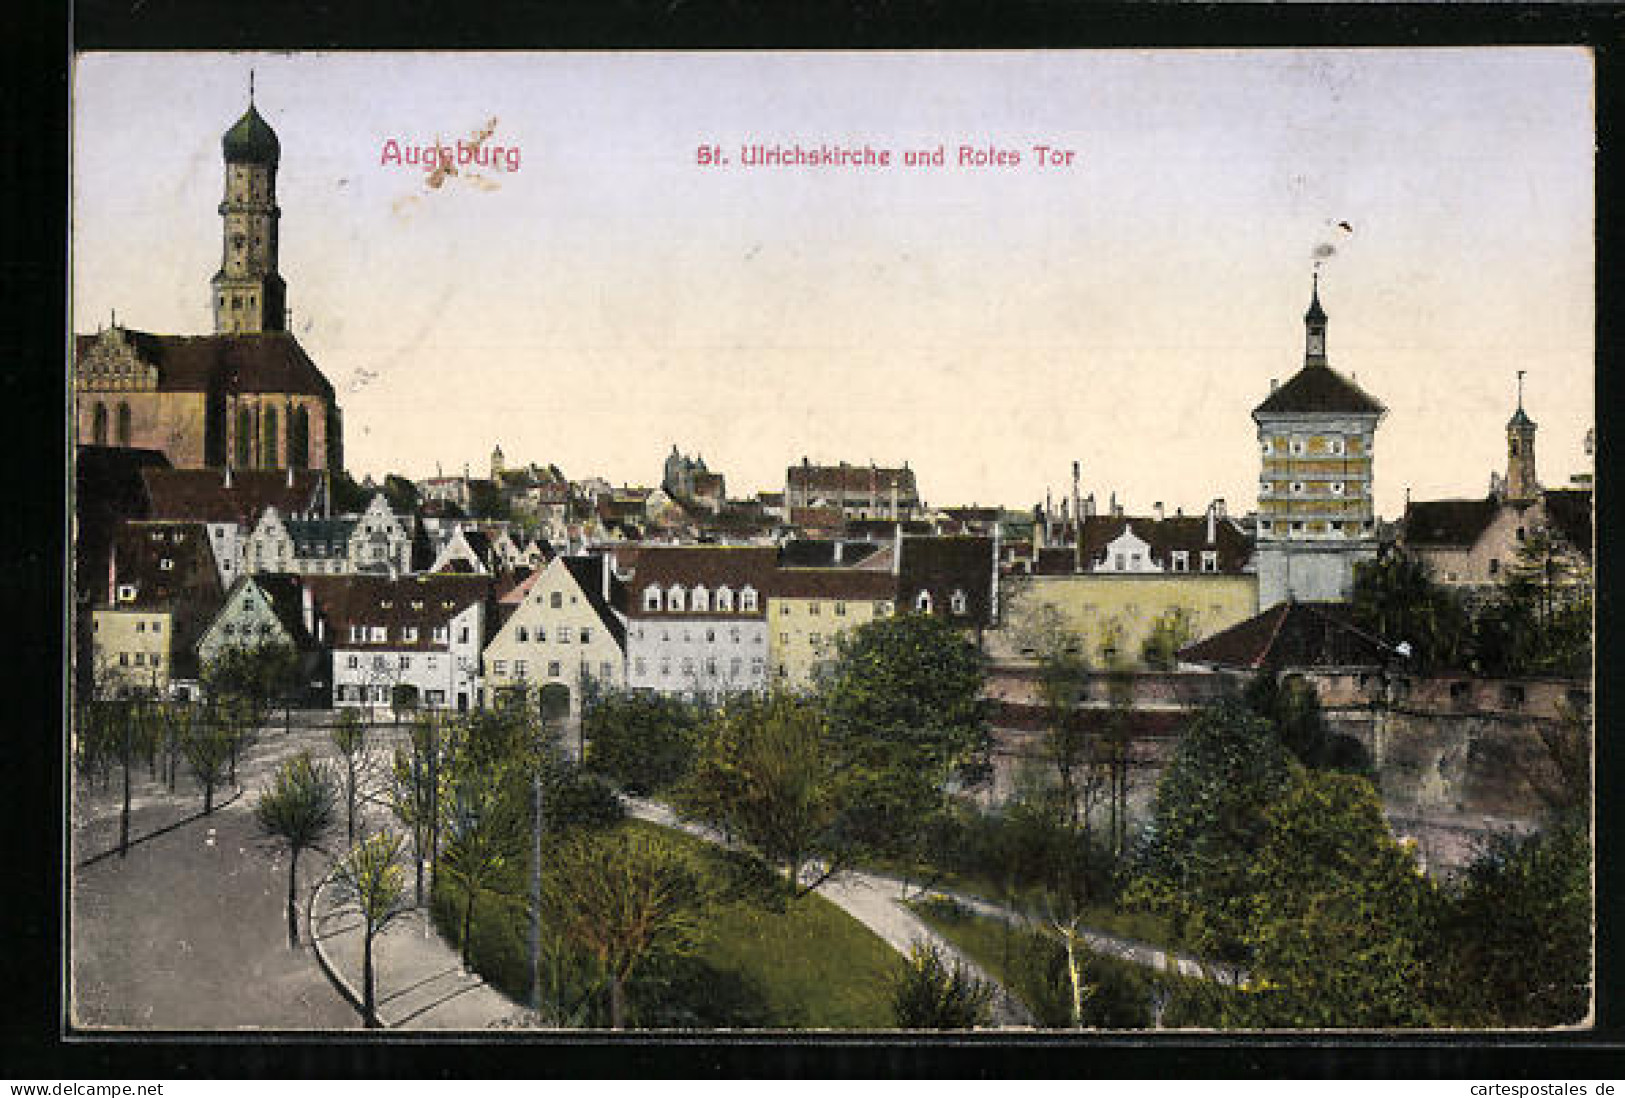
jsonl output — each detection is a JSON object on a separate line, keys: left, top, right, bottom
{"left": 1250, "top": 274, "right": 1387, "bottom": 609}
{"left": 212, "top": 75, "right": 286, "bottom": 335}
{"left": 1504, "top": 371, "right": 1539, "bottom": 502}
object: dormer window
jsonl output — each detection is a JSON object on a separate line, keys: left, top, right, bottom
{"left": 915, "top": 590, "right": 933, "bottom": 613}
{"left": 1201, "top": 551, "right": 1219, "bottom": 573}
{"left": 1290, "top": 438, "right": 1305, "bottom": 456}
{"left": 1171, "top": 550, "right": 1190, "bottom": 573}
{"left": 1329, "top": 437, "right": 1345, "bottom": 455}
{"left": 949, "top": 589, "right": 968, "bottom": 615}
{"left": 716, "top": 586, "right": 733, "bottom": 612}
{"left": 740, "top": 586, "right": 758, "bottom": 612}
{"left": 160, "top": 558, "right": 175, "bottom": 571}
{"left": 691, "top": 586, "right": 710, "bottom": 613}
{"left": 667, "top": 585, "right": 686, "bottom": 612}
{"left": 117, "top": 584, "right": 137, "bottom": 603}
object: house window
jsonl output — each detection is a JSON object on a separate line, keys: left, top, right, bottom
{"left": 599, "top": 661, "right": 613, "bottom": 679}
{"left": 810, "top": 603, "right": 821, "bottom": 616}
{"left": 548, "top": 661, "right": 562, "bottom": 678}
{"left": 1292, "top": 521, "right": 1305, "bottom": 533}
{"left": 740, "top": 587, "right": 758, "bottom": 612}
{"left": 558, "top": 629, "right": 571, "bottom": 645}
{"left": 152, "top": 621, "right": 162, "bottom": 634}
{"left": 402, "top": 627, "right": 418, "bottom": 643}
{"left": 433, "top": 626, "right": 448, "bottom": 643}
{"left": 458, "top": 627, "right": 469, "bottom": 644}
{"left": 875, "top": 601, "right": 890, "bottom": 616}
{"left": 579, "top": 628, "right": 591, "bottom": 644}
{"left": 347, "top": 655, "right": 359, "bottom": 669}
{"left": 1489, "top": 559, "right": 1500, "bottom": 576}
{"left": 643, "top": 586, "right": 662, "bottom": 612}
{"left": 1290, "top": 438, "right": 1304, "bottom": 456}
{"left": 1501, "top": 684, "right": 1526, "bottom": 709}
{"left": 706, "top": 628, "right": 716, "bottom": 643}
{"left": 514, "top": 660, "right": 528, "bottom": 679}
{"left": 731, "top": 657, "right": 743, "bottom": 677}
{"left": 1260, "top": 482, "right": 1273, "bottom": 496}
{"left": 518, "top": 627, "right": 529, "bottom": 643}
{"left": 681, "top": 658, "right": 694, "bottom": 676}
{"left": 1330, "top": 482, "right": 1345, "bottom": 496}
{"left": 834, "top": 602, "right": 847, "bottom": 617}
{"left": 1171, "top": 550, "right": 1190, "bottom": 573}
{"left": 810, "top": 633, "right": 822, "bottom": 647}
{"left": 659, "top": 660, "right": 670, "bottom": 677}
{"left": 1330, "top": 438, "right": 1345, "bottom": 455}
{"left": 780, "top": 633, "right": 790, "bottom": 645}
{"left": 915, "top": 590, "right": 933, "bottom": 613}
{"left": 551, "top": 591, "right": 563, "bottom": 609}
{"left": 160, "top": 558, "right": 175, "bottom": 571}
{"left": 635, "top": 658, "right": 647, "bottom": 676}
{"left": 705, "top": 659, "right": 718, "bottom": 677}
{"left": 118, "top": 653, "right": 128, "bottom": 666}
{"left": 692, "top": 586, "right": 710, "bottom": 612}
{"left": 1201, "top": 551, "right": 1218, "bottom": 573}
{"left": 1291, "top": 482, "right": 1305, "bottom": 495}
{"left": 730, "top": 627, "right": 740, "bottom": 644}
{"left": 950, "top": 589, "right": 968, "bottom": 615}
{"left": 1261, "top": 438, "right": 1274, "bottom": 455}
{"left": 136, "top": 621, "right": 146, "bottom": 633}
{"left": 399, "top": 655, "right": 411, "bottom": 670}
{"left": 716, "top": 587, "right": 734, "bottom": 611}
{"left": 780, "top": 604, "right": 791, "bottom": 617}
{"left": 668, "top": 585, "right": 686, "bottom": 612}
{"left": 536, "top": 626, "right": 547, "bottom": 643}
{"left": 493, "top": 660, "right": 508, "bottom": 676}
{"left": 371, "top": 626, "right": 386, "bottom": 643}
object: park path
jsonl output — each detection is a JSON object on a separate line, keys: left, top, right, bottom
{"left": 621, "top": 796, "right": 1037, "bottom": 1027}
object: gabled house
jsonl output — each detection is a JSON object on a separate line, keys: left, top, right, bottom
{"left": 481, "top": 555, "right": 628, "bottom": 715}
{"left": 624, "top": 546, "right": 777, "bottom": 698}
{"left": 1402, "top": 487, "right": 1592, "bottom": 603}
{"left": 308, "top": 573, "right": 493, "bottom": 711}
{"left": 897, "top": 534, "right": 997, "bottom": 629}
{"left": 92, "top": 520, "right": 226, "bottom": 698}
{"left": 194, "top": 573, "right": 324, "bottom": 699}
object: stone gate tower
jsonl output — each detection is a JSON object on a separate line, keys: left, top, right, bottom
{"left": 1251, "top": 274, "right": 1387, "bottom": 609}
{"left": 212, "top": 81, "right": 286, "bottom": 334}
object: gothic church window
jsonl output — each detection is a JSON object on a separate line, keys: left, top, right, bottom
{"left": 92, "top": 403, "right": 108, "bottom": 446}
{"left": 263, "top": 408, "right": 279, "bottom": 467}
{"left": 116, "top": 403, "right": 131, "bottom": 447}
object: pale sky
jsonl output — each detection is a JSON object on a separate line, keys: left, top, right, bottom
{"left": 72, "top": 50, "right": 1594, "bottom": 519}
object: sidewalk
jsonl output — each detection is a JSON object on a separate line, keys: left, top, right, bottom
{"left": 308, "top": 873, "right": 527, "bottom": 1029}
{"left": 622, "top": 796, "right": 1036, "bottom": 1027}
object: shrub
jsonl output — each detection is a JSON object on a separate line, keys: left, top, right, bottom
{"left": 891, "top": 941, "right": 995, "bottom": 1029}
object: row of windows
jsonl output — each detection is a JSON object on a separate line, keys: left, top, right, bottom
{"left": 347, "top": 624, "right": 466, "bottom": 645}
{"left": 116, "top": 652, "right": 162, "bottom": 668}
{"left": 1262, "top": 481, "right": 1356, "bottom": 497}
{"left": 89, "top": 403, "right": 132, "bottom": 447}
{"left": 222, "top": 622, "right": 273, "bottom": 639}
{"left": 642, "top": 584, "right": 759, "bottom": 613}
{"left": 492, "top": 659, "right": 616, "bottom": 681}
{"left": 778, "top": 600, "right": 893, "bottom": 617}
{"left": 1261, "top": 435, "right": 1361, "bottom": 457}
{"left": 632, "top": 656, "right": 764, "bottom": 679}
{"left": 913, "top": 590, "right": 969, "bottom": 614}
{"left": 1259, "top": 519, "right": 1375, "bottom": 535}
{"left": 514, "top": 625, "right": 593, "bottom": 645}
{"left": 632, "top": 625, "right": 757, "bottom": 645}
{"left": 345, "top": 653, "right": 438, "bottom": 671}
{"left": 1167, "top": 551, "right": 1220, "bottom": 573}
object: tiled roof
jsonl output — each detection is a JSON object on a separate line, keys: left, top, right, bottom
{"left": 248, "top": 573, "right": 320, "bottom": 650}
{"left": 111, "top": 521, "right": 225, "bottom": 674}
{"left": 1178, "top": 600, "right": 1393, "bottom": 671}
{"left": 777, "top": 539, "right": 885, "bottom": 568}
{"left": 143, "top": 468, "right": 326, "bottom": 526}
{"left": 846, "top": 519, "right": 934, "bottom": 540}
{"left": 563, "top": 555, "right": 629, "bottom": 648}
{"left": 75, "top": 330, "right": 335, "bottom": 397}
{"left": 1401, "top": 498, "right": 1501, "bottom": 550}
{"left": 74, "top": 446, "right": 169, "bottom": 603}
{"left": 1076, "top": 514, "right": 1253, "bottom": 573}
{"left": 897, "top": 535, "right": 995, "bottom": 626}
{"left": 1252, "top": 363, "right": 1385, "bottom": 418}
{"left": 623, "top": 546, "right": 779, "bottom": 619}
{"left": 788, "top": 506, "right": 844, "bottom": 530}
{"left": 772, "top": 568, "right": 898, "bottom": 601}
{"left": 307, "top": 573, "right": 493, "bottom": 651}
{"left": 787, "top": 463, "right": 918, "bottom": 494}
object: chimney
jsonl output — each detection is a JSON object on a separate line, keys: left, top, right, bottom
{"left": 1071, "top": 461, "right": 1083, "bottom": 572}
{"left": 1110, "top": 492, "right": 1122, "bottom": 518}
{"left": 1206, "top": 501, "right": 1217, "bottom": 545}
{"left": 1154, "top": 501, "right": 1165, "bottom": 522}
{"left": 1084, "top": 493, "right": 1096, "bottom": 519}
{"left": 1214, "top": 498, "right": 1227, "bottom": 520}
{"left": 1270, "top": 378, "right": 1279, "bottom": 393}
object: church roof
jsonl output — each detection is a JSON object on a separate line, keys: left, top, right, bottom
{"left": 1507, "top": 405, "right": 1537, "bottom": 430}
{"left": 222, "top": 103, "right": 280, "bottom": 165}
{"left": 143, "top": 467, "right": 326, "bottom": 526}
{"left": 1252, "top": 363, "right": 1385, "bottom": 419}
{"left": 75, "top": 330, "right": 334, "bottom": 398}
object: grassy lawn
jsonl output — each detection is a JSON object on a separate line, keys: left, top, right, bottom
{"left": 435, "top": 817, "right": 904, "bottom": 1029}
{"left": 873, "top": 856, "right": 1181, "bottom": 954}
{"left": 907, "top": 894, "right": 1174, "bottom": 1029}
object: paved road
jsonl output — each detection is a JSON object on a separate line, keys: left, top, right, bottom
{"left": 622, "top": 796, "right": 1037, "bottom": 1027}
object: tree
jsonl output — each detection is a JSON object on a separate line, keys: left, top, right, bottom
{"left": 329, "top": 469, "right": 371, "bottom": 514}
{"left": 1125, "top": 697, "right": 1294, "bottom": 969}
{"left": 1235, "top": 770, "right": 1437, "bottom": 1028}
{"left": 682, "top": 691, "right": 844, "bottom": 898}
{"left": 1141, "top": 606, "right": 1197, "bottom": 671}
{"left": 1033, "top": 639, "right": 1092, "bottom": 831}
{"left": 204, "top": 640, "right": 303, "bottom": 716}
{"left": 182, "top": 707, "right": 236, "bottom": 815}
{"left": 255, "top": 751, "right": 339, "bottom": 947}
{"left": 438, "top": 764, "right": 528, "bottom": 970}
{"left": 822, "top": 614, "right": 991, "bottom": 863}
{"left": 1475, "top": 528, "right": 1592, "bottom": 678}
{"left": 1350, "top": 548, "right": 1472, "bottom": 674}
{"left": 382, "top": 474, "right": 420, "bottom": 516}
{"left": 331, "top": 830, "right": 412, "bottom": 1027}
{"left": 1243, "top": 672, "right": 1370, "bottom": 775}
{"left": 541, "top": 830, "right": 703, "bottom": 1029}
{"left": 891, "top": 941, "right": 995, "bottom": 1029}
{"left": 331, "top": 708, "right": 370, "bottom": 845}
{"left": 584, "top": 691, "right": 702, "bottom": 795}
{"left": 1431, "top": 819, "right": 1590, "bottom": 1027}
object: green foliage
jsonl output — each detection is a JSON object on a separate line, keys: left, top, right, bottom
{"left": 584, "top": 690, "right": 702, "bottom": 795}
{"left": 381, "top": 474, "right": 419, "bottom": 515}
{"left": 1124, "top": 697, "right": 1294, "bottom": 967}
{"left": 1234, "top": 770, "right": 1436, "bottom": 1028}
{"left": 891, "top": 941, "right": 995, "bottom": 1029}
{"left": 1141, "top": 606, "right": 1197, "bottom": 671}
{"left": 203, "top": 640, "right": 303, "bottom": 707}
{"left": 180, "top": 709, "right": 236, "bottom": 813}
{"left": 1474, "top": 529, "right": 1592, "bottom": 679}
{"left": 680, "top": 691, "right": 842, "bottom": 894}
{"left": 1242, "top": 674, "right": 1371, "bottom": 776}
{"left": 1351, "top": 548, "right": 1473, "bottom": 674}
{"left": 332, "top": 829, "right": 412, "bottom": 1026}
{"left": 329, "top": 470, "right": 371, "bottom": 514}
{"left": 255, "top": 751, "right": 339, "bottom": 946}
{"left": 1431, "top": 820, "right": 1591, "bottom": 1027}
{"left": 822, "top": 614, "right": 992, "bottom": 861}
{"left": 468, "top": 479, "right": 513, "bottom": 522}
{"left": 542, "top": 829, "right": 706, "bottom": 1027}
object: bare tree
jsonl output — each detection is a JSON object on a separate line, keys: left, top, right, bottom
{"left": 330, "top": 830, "right": 412, "bottom": 1028}
{"left": 331, "top": 707, "right": 370, "bottom": 844}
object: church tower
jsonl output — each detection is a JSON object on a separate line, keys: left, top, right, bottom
{"left": 1505, "top": 372, "right": 1540, "bottom": 502}
{"left": 212, "top": 79, "right": 286, "bottom": 335}
{"left": 1251, "top": 274, "right": 1387, "bottom": 610}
